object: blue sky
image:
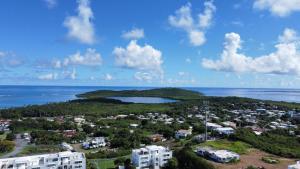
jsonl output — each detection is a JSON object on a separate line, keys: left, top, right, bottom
{"left": 0, "top": 0, "right": 300, "bottom": 88}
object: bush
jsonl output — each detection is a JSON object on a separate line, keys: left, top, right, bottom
{"left": 0, "top": 140, "right": 15, "bottom": 153}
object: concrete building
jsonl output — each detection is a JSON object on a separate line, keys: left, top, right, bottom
{"left": 132, "top": 145, "right": 172, "bottom": 169}
{"left": 196, "top": 147, "right": 239, "bottom": 163}
{"left": 175, "top": 127, "right": 192, "bottom": 139}
{"left": 0, "top": 151, "right": 86, "bottom": 169}
{"left": 82, "top": 137, "right": 106, "bottom": 149}
{"left": 215, "top": 127, "right": 235, "bottom": 135}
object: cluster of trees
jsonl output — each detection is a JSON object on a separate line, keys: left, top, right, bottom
{"left": 0, "top": 140, "right": 15, "bottom": 153}
{"left": 110, "top": 129, "right": 149, "bottom": 149}
{"left": 9, "top": 118, "right": 76, "bottom": 133}
{"left": 30, "top": 130, "right": 86, "bottom": 145}
{"left": 234, "top": 128, "right": 300, "bottom": 158}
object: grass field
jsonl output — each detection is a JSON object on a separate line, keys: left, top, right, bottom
{"left": 90, "top": 159, "right": 115, "bottom": 169}
{"left": 89, "top": 154, "right": 131, "bottom": 169}
{"left": 197, "top": 139, "right": 252, "bottom": 154}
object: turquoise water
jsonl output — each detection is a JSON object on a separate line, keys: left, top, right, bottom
{"left": 0, "top": 85, "right": 300, "bottom": 108}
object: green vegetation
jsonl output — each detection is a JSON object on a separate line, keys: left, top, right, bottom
{"left": 0, "top": 140, "right": 15, "bottom": 153}
{"left": 88, "top": 159, "right": 115, "bottom": 169}
{"left": 18, "top": 145, "right": 61, "bottom": 156}
{"left": 174, "top": 147, "right": 215, "bottom": 169}
{"left": 234, "top": 128, "right": 300, "bottom": 158}
{"left": 77, "top": 88, "right": 203, "bottom": 100}
{"left": 0, "top": 99, "right": 172, "bottom": 119}
{"left": 199, "top": 139, "right": 252, "bottom": 154}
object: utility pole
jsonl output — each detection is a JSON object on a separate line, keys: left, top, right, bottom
{"left": 203, "top": 100, "right": 209, "bottom": 142}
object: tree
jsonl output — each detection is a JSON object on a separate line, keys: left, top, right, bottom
{"left": 175, "top": 147, "right": 215, "bottom": 169}
{"left": 124, "top": 159, "right": 134, "bottom": 169}
{"left": 6, "top": 133, "right": 15, "bottom": 141}
{"left": 162, "top": 158, "right": 178, "bottom": 169}
{"left": 0, "top": 140, "right": 15, "bottom": 153}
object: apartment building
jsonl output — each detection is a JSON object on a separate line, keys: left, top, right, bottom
{"left": 131, "top": 145, "right": 172, "bottom": 169}
{"left": 0, "top": 152, "right": 86, "bottom": 169}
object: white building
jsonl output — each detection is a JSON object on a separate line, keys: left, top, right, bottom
{"left": 207, "top": 122, "right": 222, "bottom": 130}
{"left": 132, "top": 145, "right": 172, "bottom": 169}
{"left": 82, "top": 137, "right": 106, "bottom": 149}
{"left": 0, "top": 151, "right": 86, "bottom": 169}
{"left": 215, "top": 127, "right": 235, "bottom": 135}
{"left": 210, "top": 150, "right": 240, "bottom": 163}
{"left": 288, "top": 161, "right": 300, "bottom": 169}
{"left": 175, "top": 127, "right": 192, "bottom": 139}
{"left": 196, "top": 147, "right": 239, "bottom": 163}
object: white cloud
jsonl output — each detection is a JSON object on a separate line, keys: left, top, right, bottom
{"left": 134, "top": 72, "right": 154, "bottom": 82}
{"left": 198, "top": 1, "right": 216, "bottom": 28}
{"left": 253, "top": 0, "right": 300, "bottom": 17}
{"left": 202, "top": 28, "right": 300, "bottom": 75}
{"left": 168, "top": 1, "right": 216, "bottom": 46}
{"left": 44, "top": 0, "right": 57, "bottom": 8}
{"left": 63, "top": 48, "right": 102, "bottom": 67}
{"left": 104, "top": 73, "right": 113, "bottom": 80}
{"left": 64, "top": 0, "right": 95, "bottom": 44}
{"left": 188, "top": 30, "right": 206, "bottom": 46}
{"left": 63, "top": 68, "right": 77, "bottom": 80}
{"left": 122, "top": 28, "right": 144, "bottom": 40}
{"left": 185, "top": 58, "right": 192, "bottom": 63}
{"left": 113, "top": 40, "right": 163, "bottom": 73}
{"left": 38, "top": 73, "right": 58, "bottom": 80}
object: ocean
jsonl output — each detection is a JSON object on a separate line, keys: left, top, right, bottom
{"left": 0, "top": 85, "right": 300, "bottom": 108}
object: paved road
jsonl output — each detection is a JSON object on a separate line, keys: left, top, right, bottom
{"left": 1, "top": 134, "right": 28, "bottom": 158}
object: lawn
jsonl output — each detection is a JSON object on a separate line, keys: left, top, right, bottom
{"left": 197, "top": 139, "right": 252, "bottom": 154}
{"left": 0, "top": 132, "right": 8, "bottom": 140}
{"left": 90, "top": 159, "right": 115, "bottom": 169}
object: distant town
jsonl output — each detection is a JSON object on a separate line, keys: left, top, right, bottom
{"left": 0, "top": 88, "right": 299, "bottom": 169}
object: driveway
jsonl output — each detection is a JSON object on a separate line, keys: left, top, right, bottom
{"left": 1, "top": 134, "right": 28, "bottom": 158}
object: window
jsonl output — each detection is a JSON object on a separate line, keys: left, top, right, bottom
{"left": 74, "top": 161, "right": 82, "bottom": 164}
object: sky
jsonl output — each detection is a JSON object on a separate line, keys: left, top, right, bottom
{"left": 0, "top": 0, "right": 300, "bottom": 88}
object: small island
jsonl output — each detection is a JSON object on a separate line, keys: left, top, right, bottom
{"left": 77, "top": 87, "right": 204, "bottom": 100}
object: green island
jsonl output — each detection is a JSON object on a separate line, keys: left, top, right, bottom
{"left": 0, "top": 87, "right": 299, "bottom": 169}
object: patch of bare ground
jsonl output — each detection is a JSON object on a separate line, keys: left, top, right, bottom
{"left": 211, "top": 148, "right": 297, "bottom": 169}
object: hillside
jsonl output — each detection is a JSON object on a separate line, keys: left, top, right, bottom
{"left": 77, "top": 88, "right": 203, "bottom": 100}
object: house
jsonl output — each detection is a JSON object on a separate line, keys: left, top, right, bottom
{"left": 196, "top": 147, "right": 240, "bottom": 163}
{"left": 0, "top": 119, "right": 10, "bottom": 132}
{"left": 61, "top": 142, "right": 74, "bottom": 151}
{"left": 129, "top": 123, "right": 139, "bottom": 128}
{"left": 209, "top": 150, "right": 240, "bottom": 163}
{"left": 63, "top": 130, "right": 77, "bottom": 138}
{"left": 288, "top": 161, "right": 300, "bottom": 169}
{"left": 131, "top": 145, "right": 172, "bottom": 169}
{"left": 207, "top": 122, "right": 222, "bottom": 130}
{"left": 148, "top": 134, "right": 165, "bottom": 142}
{"left": 193, "top": 134, "right": 206, "bottom": 143}
{"left": 215, "top": 127, "right": 235, "bottom": 135}
{"left": 221, "top": 121, "right": 237, "bottom": 129}
{"left": 175, "top": 127, "right": 192, "bottom": 139}
{"left": 82, "top": 137, "right": 106, "bottom": 149}
{"left": 74, "top": 117, "right": 85, "bottom": 124}
{"left": 0, "top": 152, "right": 86, "bottom": 169}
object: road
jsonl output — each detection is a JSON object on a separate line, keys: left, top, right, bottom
{"left": 1, "top": 134, "right": 28, "bottom": 158}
